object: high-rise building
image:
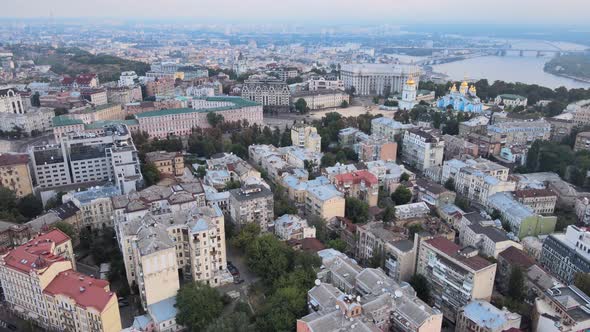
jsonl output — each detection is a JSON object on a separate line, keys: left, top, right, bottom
{"left": 416, "top": 237, "right": 497, "bottom": 322}
{"left": 229, "top": 184, "right": 274, "bottom": 230}
{"left": 401, "top": 129, "right": 445, "bottom": 172}
{"left": 341, "top": 63, "right": 420, "bottom": 96}
{"left": 540, "top": 225, "right": 590, "bottom": 284}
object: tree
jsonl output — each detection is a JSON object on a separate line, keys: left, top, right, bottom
{"left": 246, "top": 234, "right": 291, "bottom": 284}
{"left": 340, "top": 100, "right": 349, "bottom": 108}
{"left": 295, "top": 98, "right": 308, "bottom": 113}
{"left": 409, "top": 274, "right": 431, "bottom": 303}
{"left": 345, "top": 197, "right": 369, "bottom": 224}
{"left": 207, "top": 112, "right": 224, "bottom": 127}
{"left": 205, "top": 312, "right": 254, "bottom": 332}
{"left": 368, "top": 248, "right": 384, "bottom": 268}
{"left": 574, "top": 273, "right": 590, "bottom": 296}
{"left": 408, "top": 224, "right": 423, "bottom": 239}
{"left": 391, "top": 185, "right": 412, "bottom": 205}
{"left": 327, "top": 239, "right": 347, "bottom": 252}
{"left": 54, "top": 108, "right": 68, "bottom": 116}
{"left": 507, "top": 266, "right": 525, "bottom": 301}
{"left": 231, "top": 223, "right": 261, "bottom": 249}
{"left": 224, "top": 180, "right": 241, "bottom": 190}
{"left": 52, "top": 221, "right": 76, "bottom": 241}
{"left": 444, "top": 178, "right": 455, "bottom": 191}
{"left": 196, "top": 166, "right": 207, "bottom": 178}
{"left": 141, "top": 163, "right": 161, "bottom": 186}
{"left": 372, "top": 96, "right": 380, "bottom": 104}
{"left": 400, "top": 172, "right": 410, "bottom": 182}
{"left": 176, "top": 282, "right": 224, "bottom": 332}
{"left": 17, "top": 194, "right": 43, "bottom": 219}
{"left": 31, "top": 92, "right": 40, "bottom": 107}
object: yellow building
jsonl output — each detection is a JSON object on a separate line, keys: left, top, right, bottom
{"left": 0, "top": 229, "right": 121, "bottom": 331}
{"left": 0, "top": 153, "right": 33, "bottom": 197}
{"left": 69, "top": 103, "right": 125, "bottom": 124}
{"left": 291, "top": 123, "right": 322, "bottom": 153}
{"left": 305, "top": 184, "right": 345, "bottom": 220}
{"left": 145, "top": 151, "right": 185, "bottom": 176}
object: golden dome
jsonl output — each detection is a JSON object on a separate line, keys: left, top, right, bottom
{"left": 406, "top": 75, "right": 415, "bottom": 86}
{"left": 450, "top": 84, "right": 457, "bottom": 92}
{"left": 461, "top": 80, "right": 469, "bottom": 87}
{"left": 469, "top": 85, "right": 477, "bottom": 92}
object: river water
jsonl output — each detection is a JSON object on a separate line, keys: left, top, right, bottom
{"left": 431, "top": 55, "right": 590, "bottom": 90}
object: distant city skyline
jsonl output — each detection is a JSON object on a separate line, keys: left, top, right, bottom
{"left": 2, "top": 0, "right": 589, "bottom": 25}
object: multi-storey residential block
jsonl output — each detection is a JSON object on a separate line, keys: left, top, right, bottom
{"left": 454, "top": 166, "right": 516, "bottom": 205}
{"left": 459, "top": 212, "right": 522, "bottom": 258}
{"left": 355, "top": 221, "right": 415, "bottom": 282}
{"left": 291, "top": 122, "right": 321, "bottom": 153}
{"left": 486, "top": 120, "right": 551, "bottom": 146}
{"left": 273, "top": 214, "right": 316, "bottom": 241}
{"left": 371, "top": 117, "right": 415, "bottom": 142}
{"left": 63, "top": 185, "right": 119, "bottom": 229}
{"left": 107, "top": 86, "right": 143, "bottom": 105}
{"left": 443, "top": 134, "right": 479, "bottom": 160}
{"left": 117, "top": 206, "right": 228, "bottom": 310}
{"left": 0, "top": 230, "right": 121, "bottom": 332}
{"left": 415, "top": 178, "right": 456, "bottom": 207}
{"left": 291, "top": 90, "right": 349, "bottom": 110}
{"left": 136, "top": 97, "right": 263, "bottom": 138}
{"left": 145, "top": 78, "right": 175, "bottom": 98}
{"left": 0, "top": 106, "right": 54, "bottom": 135}
{"left": 305, "top": 183, "right": 345, "bottom": 220}
{"left": 340, "top": 63, "right": 420, "bottom": 96}
{"left": 81, "top": 88, "right": 108, "bottom": 106}
{"left": 395, "top": 202, "right": 430, "bottom": 220}
{"left": 0, "top": 153, "right": 33, "bottom": 197}
{"left": 486, "top": 192, "right": 557, "bottom": 239}
{"left": 532, "top": 285, "right": 590, "bottom": 332}
{"left": 298, "top": 249, "right": 442, "bottom": 332}
{"left": 540, "top": 225, "right": 590, "bottom": 284}
{"left": 574, "top": 131, "right": 590, "bottom": 151}
{"left": 241, "top": 75, "right": 290, "bottom": 109}
{"left": 456, "top": 300, "right": 521, "bottom": 332}
{"left": 229, "top": 184, "right": 274, "bottom": 230}
{"left": 118, "top": 71, "right": 139, "bottom": 87}
{"left": 576, "top": 195, "right": 590, "bottom": 224}
{"left": 68, "top": 103, "right": 125, "bottom": 124}
{"left": 307, "top": 76, "right": 344, "bottom": 91}
{"left": 417, "top": 237, "right": 497, "bottom": 322}
{"left": 495, "top": 246, "right": 535, "bottom": 294}
{"left": 401, "top": 128, "right": 444, "bottom": 172}
{"left": 145, "top": 151, "right": 185, "bottom": 176}
{"left": 206, "top": 152, "right": 260, "bottom": 183}
{"left": 332, "top": 170, "right": 379, "bottom": 207}
{"left": 513, "top": 188, "right": 557, "bottom": 215}
{"left": 31, "top": 124, "right": 142, "bottom": 194}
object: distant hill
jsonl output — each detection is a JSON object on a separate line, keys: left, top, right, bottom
{"left": 10, "top": 45, "right": 150, "bottom": 83}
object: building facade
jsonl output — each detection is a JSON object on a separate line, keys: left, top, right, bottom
{"left": 145, "top": 151, "right": 185, "bottom": 176}
{"left": 291, "top": 123, "right": 321, "bottom": 153}
{"left": 437, "top": 82, "right": 483, "bottom": 113}
{"left": 401, "top": 129, "right": 445, "bottom": 172}
{"left": 0, "top": 153, "right": 33, "bottom": 197}
{"left": 341, "top": 63, "right": 420, "bottom": 96}
{"left": 540, "top": 225, "right": 590, "bottom": 284}
{"left": 241, "top": 75, "right": 290, "bottom": 108}
{"left": 291, "top": 90, "right": 349, "bottom": 110}
{"left": 229, "top": 184, "right": 274, "bottom": 230}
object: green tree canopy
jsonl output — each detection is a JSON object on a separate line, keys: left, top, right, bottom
{"left": 295, "top": 98, "right": 308, "bottom": 113}
{"left": 345, "top": 197, "right": 369, "bottom": 224}
{"left": 141, "top": 163, "right": 161, "bottom": 186}
{"left": 508, "top": 266, "right": 525, "bottom": 301}
{"left": 409, "top": 274, "right": 431, "bottom": 303}
{"left": 52, "top": 221, "right": 76, "bottom": 241}
{"left": 17, "top": 194, "right": 43, "bottom": 219}
{"left": 176, "top": 282, "right": 224, "bottom": 332}
{"left": 246, "top": 234, "right": 292, "bottom": 284}
{"left": 391, "top": 185, "right": 412, "bottom": 205}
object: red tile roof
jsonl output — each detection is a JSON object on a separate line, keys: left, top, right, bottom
{"left": 425, "top": 237, "right": 494, "bottom": 271}
{"left": 2, "top": 229, "right": 71, "bottom": 274}
{"left": 44, "top": 269, "right": 114, "bottom": 312}
{"left": 0, "top": 153, "right": 29, "bottom": 166}
{"left": 498, "top": 246, "right": 535, "bottom": 269}
{"left": 334, "top": 170, "right": 378, "bottom": 186}
{"left": 514, "top": 188, "right": 556, "bottom": 199}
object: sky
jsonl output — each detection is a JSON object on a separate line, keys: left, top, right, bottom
{"left": 2, "top": 0, "right": 589, "bottom": 25}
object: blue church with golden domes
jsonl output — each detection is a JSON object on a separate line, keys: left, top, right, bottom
{"left": 437, "top": 81, "right": 484, "bottom": 113}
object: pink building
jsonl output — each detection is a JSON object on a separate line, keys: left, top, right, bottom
{"left": 136, "top": 97, "right": 263, "bottom": 138}
{"left": 333, "top": 170, "right": 379, "bottom": 207}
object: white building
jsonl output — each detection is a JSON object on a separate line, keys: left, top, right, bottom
{"left": 401, "top": 129, "right": 445, "bottom": 172}
{"left": 290, "top": 90, "right": 349, "bottom": 110}
{"left": 395, "top": 202, "right": 430, "bottom": 220}
{"left": 494, "top": 94, "right": 528, "bottom": 108}
{"left": 273, "top": 214, "right": 316, "bottom": 241}
{"left": 399, "top": 76, "right": 418, "bottom": 110}
{"left": 341, "top": 63, "right": 420, "bottom": 96}
{"left": 0, "top": 87, "right": 25, "bottom": 114}
{"left": 118, "top": 71, "right": 139, "bottom": 87}
{"left": 0, "top": 107, "right": 53, "bottom": 134}
{"left": 307, "top": 77, "right": 344, "bottom": 91}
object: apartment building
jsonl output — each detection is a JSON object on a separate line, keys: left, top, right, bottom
{"left": 355, "top": 221, "right": 416, "bottom": 282}
{"left": 454, "top": 166, "right": 516, "bottom": 205}
{"left": 273, "top": 214, "right": 316, "bottom": 241}
{"left": 0, "top": 86, "right": 25, "bottom": 114}
{"left": 401, "top": 128, "right": 445, "bottom": 172}
{"left": 281, "top": 175, "right": 330, "bottom": 205}
{"left": 395, "top": 202, "right": 430, "bottom": 220}
{"left": 340, "top": 63, "right": 420, "bottom": 96}
{"left": 298, "top": 249, "right": 442, "bottom": 332}
{"left": 371, "top": 117, "right": 415, "bottom": 142}
{"left": 486, "top": 192, "right": 557, "bottom": 239}
{"left": 540, "top": 225, "right": 590, "bottom": 284}
{"left": 31, "top": 124, "right": 142, "bottom": 194}
{"left": 513, "top": 188, "right": 557, "bottom": 215}
{"left": 456, "top": 300, "right": 521, "bottom": 332}
{"left": 305, "top": 183, "right": 345, "bottom": 220}
{"left": 69, "top": 103, "right": 125, "bottom": 124}
{"left": 0, "top": 153, "right": 33, "bottom": 197}
{"left": 486, "top": 120, "right": 551, "bottom": 146}
{"left": 339, "top": 128, "right": 398, "bottom": 162}
{"left": 495, "top": 246, "right": 535, "bottom": 294}
{"left": 62, "top": 185, "right": 119, "bottom": 229}
{"left": 145, "top": 151, "right": 185, "bottom": 176}
{"left": 307, "top": 76, "right": 344, "bottom": 91}
{"left": 291, "top": 122, "right": 321, "bottom": 153}
{"left": 574, "top": 131, "right": 590, "bottom": 152}
{"left": 0, "top": 106, "right": 54, "bottom": 135}
{"left": 459, "top": 212, "right": 522, "bottom": 258}
{"left": 117, "top": 206, "right": 228, "bottom": 310}
{"left": 415, "top": 178, "right": 456, "bottom": 207}
{"left": 229, "top": 184, "right": 274, "bottom": 230}
{"left": 241, "top": 75, "right": 290, "bottom": 108}
{"left": 417, "top": 237, "right": 497, "bottom": 322}
{"left": 533, "top": 285, "right": 590, "bottom": 332}
{"left": 576, "top": 195, "right": 590, "bottom": 224}
{"left": 443, "top": 134, "right": 479, "bottom": 160}
{"left": 291, "top": 90, "right": 349, "bottom": 110}
{"left": 145, "top": 78, "right": 175, "bottom": 99}
{"left": 332, "top": 170, "right": 379, "bottom": 207}
{"left": 0, "top": 230, "right": 121, "bottom": 332}
{"left": 80, "top": 88, "right": 108, "bottom": 106}
{"left": 136, "top": 97, "right": 263, "bottom": 138}
{"left": 206, "top": 152, "right": 260, "bottom": 183}
{"left": 107, "top": 86, "right": 143, "bottom": 105}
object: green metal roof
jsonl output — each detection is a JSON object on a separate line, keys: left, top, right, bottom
{"left": 52, "top": 115, "right": 84, "bottom": 127}
{"left": 135, "top": 96, "right": 260, "bottom": 119}
{"left": 84, "top": 119, "right": 139, "bottom": 129}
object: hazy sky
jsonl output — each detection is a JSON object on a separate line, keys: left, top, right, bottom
{"left": 2, "top": 0, "right": 589, "bottom": 25}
